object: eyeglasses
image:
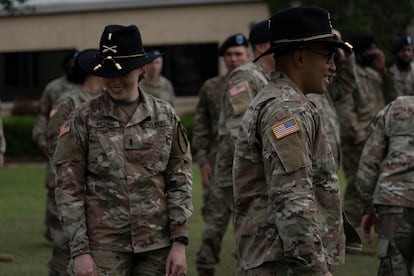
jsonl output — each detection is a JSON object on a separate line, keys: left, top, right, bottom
{"left": 302, "top": 47, "right": 336, "bottom": 64}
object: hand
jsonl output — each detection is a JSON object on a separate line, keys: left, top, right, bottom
{"left": 0, "top": 156, "right": 4, "bottom": 169}
{"left": 361, "top": 213, "right": 378, "bottom": 243}
{"left": 370, "top": 48, "right": 387, "bottom": 74}
{"left": 165, "top": 242, "right": 187, "bottom": 276}
{"left": 73, "top": 254, "right": 97, "bottom": 276}
{"left": 200, "top": 163, "right": 212, "bottom": 190}
{"left": 324, "top": 272, "right": 333, "bottom": 276}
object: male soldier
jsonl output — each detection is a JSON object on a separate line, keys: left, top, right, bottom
{"left": 32, "top": 50, "right": 77, "bottom": 241}
{"left": 233, "top": 6, "right": 352, "bottom": 275}
{"left": 192, "top": 33, "right": 250, "bottom": 276}
{"left": 139, "top": 49, "right": 175, "bottom": 106}
{"left": 339, "top": 34, "right": 400, "bottom": 227}
{"left": 0, "top": 100, "right": 15, "bottom": 263}
{"left": 389, "top": 34, "right": 414, "bottom": 95}
{"left": 209, "top": 20, "right": 273, "bottom": 275}
{"left": 45, "top": 49, "right": 104, "bottom": 276}
{"left": 356, "top": 95, "right": 414, "bottom": 275}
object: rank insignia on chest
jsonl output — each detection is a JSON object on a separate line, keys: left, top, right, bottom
{"left": 228, "top": 82, "right": 247, "bottom": 96}
{"left": 272, "top": 117, "right": 300, "bottom": 139}
{"left": 58, "top": 121, "right": 71, "bottom": 137}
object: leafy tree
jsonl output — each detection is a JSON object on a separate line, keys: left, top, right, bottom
{"left": 264, "top": 0, "right": 414, "bottom": 61}
{"left": 1, "top": 0, "right": 29, "bottom": 14}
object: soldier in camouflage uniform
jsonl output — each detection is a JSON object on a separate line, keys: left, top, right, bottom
{"left": 140, "top": 50, "right": 175, "bottom": 106}
{"left": 233, "top": 7, "right": 352, "bottom": 275}
{"left": 32, "top": 50, "right": 77, "bottom": 241}
{"left": 0, "top": 100, "right": 15, "bottom": 263}
{"left": 389, "top": 34, "right": 414, "bottom": 95}
{"left": 46, "top": 49, "right": 104, "bottom": 276}
{"left": 356, "top": 95, "right": 414, "bottom": 275}
{"left": 208, "top": 20, "right": 272, "bottom": 275}
{"left": 192, "top": 33, "right": 250, "bottom": 276}
{"left": 338, "top": 34, "right": 401, "bottom": 227}
{"left": 53, "top": 25, "right": 192, "bottom": 276}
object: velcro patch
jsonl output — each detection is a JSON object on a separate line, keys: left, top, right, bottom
{"left": 58, "top": 121, "right": 71, "bottom": 138}
{"left": 228, "top": 82, "right": 247, "bottom": 96}
{"left": 272, "top": 117, "right": 300, "bottom": 139}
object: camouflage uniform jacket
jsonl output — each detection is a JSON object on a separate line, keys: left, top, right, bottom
{"left": 389, "top": 62, "right": 414, "bottom": 96}
{"left": 46, "top": 85, "right": 98, "bottom": 159}
{"left": 233, "top": 72, "right": 345, "bottom": 273}
{"left": 215, "top": 62, "right": 269, "bottom": 187}
{"left": 192, "top": 75, "right": 226, "bottom": 166}
{"left": 356, "top": 96, "right": 414, "bottom": 214}
{"left": 32, "top": 75, "right": 75, "bottom": 148}
{"left": 307, "top": 93, "right": 341, "bottom": 169}
{"left": 336, "top": 63, "right": 399, "bottom": 144}
{"left": 54, "top": 91, "right": 193, "bottom": 258}
{"left": 140, "top": 75, "right": 175, "bottom": 106}
{"left": 0, "top": 100, "right": 6, "bottom": 160}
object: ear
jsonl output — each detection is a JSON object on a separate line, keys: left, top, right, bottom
{"left": 293, "top": 49, "right": 304, "bottom": 67}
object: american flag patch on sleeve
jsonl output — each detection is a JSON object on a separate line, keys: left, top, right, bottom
{"left": 271, "top": 117, "right": 300, "bottom": 139}
{"left": 58, "top": 121, "right": 71, "bottom": 138}
{"left": 228, "top": 82, "right": 247, "bottom": 96}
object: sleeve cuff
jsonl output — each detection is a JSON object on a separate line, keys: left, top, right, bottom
{"left": 170, "top": 223, "right": 188, "bottom": 239}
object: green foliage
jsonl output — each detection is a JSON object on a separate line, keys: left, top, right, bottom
{"left": 180, "top": 113, "right": 195, "bottom": 144}
{"left": 3, "top": 116, "right": 40, "bottom": 156}
{"left": 263, "top": 0, "right": 414, "bottom": 62}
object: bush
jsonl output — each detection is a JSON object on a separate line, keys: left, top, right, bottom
{"left": 180, "top": 113, "right": 195, "bottom": 144}
{"left": 3, "top": 116, "right": 40, "bottom": 156}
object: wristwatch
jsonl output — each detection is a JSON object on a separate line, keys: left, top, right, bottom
{"left": 171, "top": 236, "right": 188, "bottom": 246}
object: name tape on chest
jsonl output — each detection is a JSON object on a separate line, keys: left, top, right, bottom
{"left": 271, "top": 117, "right": 300, "bottom": 139}
{"left": 228, "top": 82, "right": 247, "bottom": 97}
{"left": 58, "top": 121, "right": 71, "bottom": 138}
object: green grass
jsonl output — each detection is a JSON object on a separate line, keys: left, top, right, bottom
{"left": 0, "top": 164, "right": 380, "bottom": 275}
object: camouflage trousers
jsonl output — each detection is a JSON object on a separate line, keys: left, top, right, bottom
{"left": 68, "top": 247, "right": 170, "bottom": 275}
{"left": 46, "top": 163, "right": 71, "bottom": 276}
{"left": 376, "top": 205, "right": 414, "bottom": 276}
{"left": 195, "top": 185, "right": 233, "bottom": 274}
{"left": 239, "top": 261, "right": 321, "bottom": 276}
{"left": 342, "top": 142, "right": 364, "bottom": 227}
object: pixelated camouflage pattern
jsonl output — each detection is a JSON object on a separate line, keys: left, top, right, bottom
{"left": 307, "top": 93, "right": 341, "bottom": 169}
{"left": 389, "top": 62, "right": 414, "bottom": 96}
{"left": 215, "top": 62, "right": 269, "bottom": 187}
{"left": 192, "top": 75, "right": 226, "bottom": 167}
{"left": 140, "top": 75, "right": 175, "bottom": 106}
{"left": 32, "top": 75, "right": 75, "bottom": 148}
{"left": 233, "top": 72, "right": 345, "bottom": 273}
{"left": 0, "top": 100, "right": 6, "bottom": 160}
{"left": 54, "top": 91, "right": 192, "bottom": 258}
{"left": 356, "top": 96, "right": 414, "bottom": 214}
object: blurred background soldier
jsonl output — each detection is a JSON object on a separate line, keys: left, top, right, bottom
{"left": 45, "top": 48, "right": 104, "bottom": 276}
{"left": 0, "top": 99, "right": 15, "bottom": 263}
{"left": 389, "top": 34, "right": 414, "bottom": 95}
{"left": 356, "top": 96, "right": 414, "bottom": 275}
{"left": 193, "top": 33, "right": 250, "bottom": 276}
{"left": 139, "top": 49, "right": 175, "bottom": 106}
{"left": 32, "top": 50, "right": 78, "bottom": 241}
{"left": 211, "top": 19, "right": 273, "bottom": 275}
{"left": 340, "top": 34, "right": 400, "bottom": 227}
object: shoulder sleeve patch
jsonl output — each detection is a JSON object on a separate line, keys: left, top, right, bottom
{"left": 271, "top": 117, "right": 300, "bottom": 139}
{"left": 58, "top": 120, "right": 71, "bottom": 138}
{"left": 228, "top": 82, "right": 247, "bottom": 97}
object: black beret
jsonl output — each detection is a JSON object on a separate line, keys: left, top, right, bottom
{"left": 350, "top": 34, "right": 375, "bottom": 54}
{"left": 218, "top": 33, "right": 248, "bottom": 56}
{"left": 249, "top": 20, "right": 270, "bottom": 44}
{"left": 391, "top": 34, "right": 412, "bottom": 54}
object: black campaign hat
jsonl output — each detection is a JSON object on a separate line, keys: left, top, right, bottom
{"left": 255, "top": 6, "right": 352, "bottom": 61}
{"left": 218, "top": 33, "right": 249, "bottom": 56}
{"left": 77, "top": 25, "right": 161, "bottom": 77}
{"left": 350, "top": 34, "right": 375, "bottom": 54}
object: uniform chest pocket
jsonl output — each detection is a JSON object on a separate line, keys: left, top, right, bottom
{"left": 124, "top": 121, "right": 173, "bottom": 173}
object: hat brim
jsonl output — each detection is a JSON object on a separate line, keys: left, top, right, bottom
{"left": 254, "top": 37, "right": 353, "bottom": 62}
{"left": 78, "top": 50, "right": 161, "bottom": 77}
